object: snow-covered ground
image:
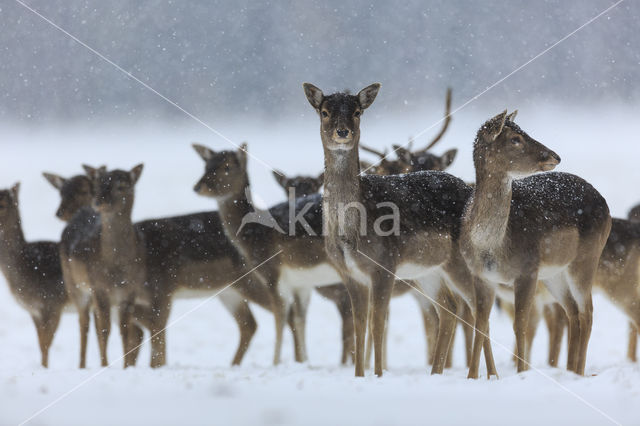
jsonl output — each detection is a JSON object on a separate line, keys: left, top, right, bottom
{"left": 1, "top": 106, "right": 640, "bottom": 425}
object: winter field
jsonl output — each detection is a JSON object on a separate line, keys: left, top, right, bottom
{"left": 1, "top": 105, "right": 640, "bottom": 425}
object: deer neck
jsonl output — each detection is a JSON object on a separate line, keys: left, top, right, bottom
{"left": 322, "top": 144, "right": 363, "bottom": 248}
{"left": 468, "top": 169, "right": 513, "bottom": 252}
{"left": 99, "top": 210, "right": 137, "bottom": 264}
{"left": 216, "top": 175, "right": 254, "bottom": 239}
{"left": 0, "top": 214, "right": 26, "bottom": 274}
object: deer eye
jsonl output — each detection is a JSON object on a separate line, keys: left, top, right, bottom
{"left": 511, "top": 137, "right": 521, "bottom": 146}
{"left": 354, "top": 110, "right": 361, "bottom": 117}
{"left": 321, "top": 111, "right": 329, "bottom": 118}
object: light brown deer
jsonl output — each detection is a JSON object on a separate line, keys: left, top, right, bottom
{"left": 460, "top": 110, "right": 611, "bottom": 377}
{"left": 45, "top": 170, "right": 273, "bottom": 368}
{"left": 194, "top": 144, "right": 346, "bottom": 365}
{"left": 303, "top": 82, "right": 482, "bottom": 377}
{"left": 0, "top": 183, "right": 68, "bottom": 367}
{"left": 82, "top": 164, "right": 148, "bottom": 368}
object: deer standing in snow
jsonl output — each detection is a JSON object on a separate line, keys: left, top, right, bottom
{"left": 460, "top": 110, "right": 611, "bottom": 376}
{"left": 0, "top": 183, "right": 68, "bottom": 367}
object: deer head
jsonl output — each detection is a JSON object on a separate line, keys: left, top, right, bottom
{"left": 272, "top": 170, "right": 324, "bottom": 198}
{"left": 0, "top": 183, "right": 20, "bottom": 224}
{"left": 43, "top": 172, "right": 95, "bottom": 221}
{"left": 193, "top": 143, "right": 248, "bottom": 198}
{"left": 303, "top": 83, "right": 381, "bottom": 152}
{"left": 474, "top": 110, "right": 560, "bottom": 178}
{"left": 393, "top": 145, "right": 457, "bottom": 172}
{"left": 84, "top": 164, "right": 143, "bottom": 214}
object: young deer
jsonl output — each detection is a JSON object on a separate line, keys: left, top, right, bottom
{"left": 0, "top": 183, "right": 68, "bottom": 367}
{"left": 45, "top": 171, "right": 272, "bottom": 368}
{"left": 194, "top": 143, "right": 350, "bottom": 366}
{"left": 461, "top": 110, "right": 611, "bottom": 376}
{"left": 82, "top": 165, "right": 147, "bottom": 368}
{"left": 303, "top": 83, "right": 481, "bottom": 377}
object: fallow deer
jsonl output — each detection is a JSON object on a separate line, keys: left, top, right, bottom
{"left": 0, "top": 183, "right": 68, "bottom": 367}
{"left": 44, "top": 168, "right": 113, "bottom": 368}
{"left": 460, "top": 110, "right": 611, "bottom": 377}
{"left": 82, "top": 164, "right": 148, "bottom": 368}
{"left": 303, "top": 82, "right": 481, "bottom": 377}
{"left": 271, "top": 170, "right": 472, "bottom": 369}
{"left": 194, "top": 143, "right": 346, "bottom": 365}
{"left": 45, "top": 171, "right": 273, "bottom": 368}
{"left": 359, "top": 88, "right": 456, "bottom": 176}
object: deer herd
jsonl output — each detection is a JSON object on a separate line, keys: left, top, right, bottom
{"left": 1, "top": 83, "right": 638, "bottom": 381}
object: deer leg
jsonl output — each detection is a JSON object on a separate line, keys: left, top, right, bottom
{"left": 628, "top": 322, "right": 638, "bottom": 362}
{"left": 461, "top": 302, "right": 475, "bottom": 368}
{"left": 268, "top": 282, "right": 288, "bottom": 366}
{"left": 220, "top": 290, "right": 257, "bottom": 366}
{"left": 382, "top": 309, "right": 390, "bottom": 371}
{"left": 414, "top": 292, "right": 439, "bottom": 366}
{"left": 575, "top": 293, "right": 593, "bottom": 376}
{"left": 547, "top": 303, "right": 566, "bottom": 367}
{"left": 543, "top": 304, "right": 557, "bottom": 366}
{"left": 290, "top": 288, "right": 311, "bottom": 363}
{"left": 431, "top": 285, "right": 457, "bottom": 375}
{"left": 468, "top": 278, "right": 495, "bottom": 379}
{"left": 371, "top": 269, "right": 394, "bottom": 377}
{"left": 525, "top": 302, "right": 541, "bottom": 365}
{"left": 344, "top": 278, "right": 370, "bottom": 377}
{"left": 77, "top": 300, "right": 91, "bottom": 369}
{"left": 149, "top": 301, "right": 170, "bottom": 369}
{"left": 339, "top": 296, "right": 355, "bottom": 365}
{"left": 118, "top": 299, "right": 136, "bottom": 368}
{"left": 513, "top": 274, "right": 538, "bottom": 373}
{"left": 92, "top": 292, "right": 111, "bottom": 367}
{"left": 365, "top": 298, "right": 374, "bottom": 370}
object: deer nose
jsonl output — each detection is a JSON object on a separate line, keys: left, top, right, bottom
{"left": 55, "top": 208, "right": 64, "bottom": 219}
{"left": 336, "top": 129, "right": 349, "bottom": 138}
{"left": 541, "top": 150, "right": 561, "bottom": 164}
{"left": 193, "top": 182, "right": 202, "bottom": 193}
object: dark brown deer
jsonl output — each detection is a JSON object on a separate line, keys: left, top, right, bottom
{"left": 0, "top": 183, "right": 68, "bottom": 367}
{"left": 460, "top": 110, "right": 611, "bottom": 376}
{"left": 271, "top": 170, "right": 472, "bottom": 369}
{"left": 303, "top": 82, "right": 481, "bottom": 377}
{"left": 45, "top": 171, "right": 273, "bottom": 368}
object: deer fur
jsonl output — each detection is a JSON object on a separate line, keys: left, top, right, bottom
{"left": 46, "top": 171, "right": 273, "bottom": 367}
{"left": 0, "top": 183, "right": 68, "bottom": 367}
{"left": 460, "top": 110, "right": 611, "bottom": 376}
{"left": 194, "top": 143, "right": 353, "bottom": 365}
{"left": 303, "top": 82, "right": 481, "bottom": 377}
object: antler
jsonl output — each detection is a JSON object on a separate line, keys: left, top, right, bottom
{"left": 415, "top": 87, "right": 452, "bottom": 153}
{"left": 359, "top": 143, "right": 387, "bottom": 159}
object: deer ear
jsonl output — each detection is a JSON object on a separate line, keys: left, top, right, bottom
{"left": 303, "top": 83, "right": 324, "bottom": 110}
{"left": 43, "top": 172, "right": 67, "bottom": 190}
{"left": 393, "top": 145, "right": 412, "bottom": 163}
{"left": 192, "top": 143, "right": 214, "bottom": 162}
{"left": 82, "top": 164, "right": 102, "bottom": 180}
{"left": 272, "top": 170, "right": 288, "bottom": 188}
{"left": 489, "top": 110, "right": 508, "bottom": 141}
{"left": 10, "top": 182, "right": 20, "bottom": 202}
{"left": 507, "top": 110, "right": 518, "bottom": 122}
{"left": 441, "top": 148, "right": 457, "bottom": 168}
{"left": 237, "top": 143, "right": 248, "bottom": 167}
{"left": 358, "top": 83, "right": 381, "bottom": 110}
{"left": 130, "top": 163, "right": 144, "bottom": 184}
